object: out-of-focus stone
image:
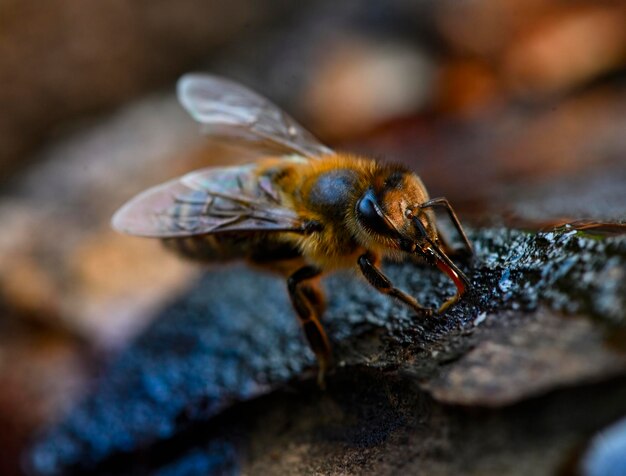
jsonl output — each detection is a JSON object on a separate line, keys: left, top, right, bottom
{"left": 303, "top": 37, "right": 434, "bottom": 139}
{"left": 348, "top": 87, "right": 626, "bottom": 227}
{"left": 434, "top": 59, "right": 501, "bottom": 117}
{"left": 503, "top": 5, "right": 626, "bottom": 98}
{"left": 0, "top": 0, "right": 298, "bottom": 180}
{"left": 582, "top": 416, "right": 626, "bottom": 476}
{"left": 0, "top": 95, "right": 208, "bottom": 349}
{"left": 436, "top": 1, "right": 626, "bottom": 101}
{"left": 436, "top": 0, "right": 549, "bottom": 58}
{"left": 0, "top": 328, "right": 89, "bottom": 476}
{"left": 65, "top": 232, "right": 197, "bottom": 348}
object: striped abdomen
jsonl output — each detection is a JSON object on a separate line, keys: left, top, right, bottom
{"left": 162, "top": 232, "right": 302, "bottom": 264}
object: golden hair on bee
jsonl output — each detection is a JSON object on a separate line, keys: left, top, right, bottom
{"left": 112, "top": 74, "right": 473, "bottom": 387}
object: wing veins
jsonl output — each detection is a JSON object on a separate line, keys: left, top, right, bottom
{"left": 178, "top": 74, "right": 333, "bottom": 159}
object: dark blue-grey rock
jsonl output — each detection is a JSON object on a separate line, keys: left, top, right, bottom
{"left": 27, "top": 227, "right": 626, "bottom": 475}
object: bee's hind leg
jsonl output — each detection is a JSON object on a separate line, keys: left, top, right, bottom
{"left": 287, "top": 266, "right": 331, "bottom": 388}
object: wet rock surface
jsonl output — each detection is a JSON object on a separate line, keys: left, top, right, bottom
{"left": 28, "top": 227, "right": 626, "bottom": 475}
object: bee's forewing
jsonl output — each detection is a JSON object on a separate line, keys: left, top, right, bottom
{"left": 112, "top": 176, "right": 205, "bottom": 237}
{"left": 177, "top": 74, "right": 333, "bottom": 159}
{"left": 112, "top": 165, "right": 304, "bottom": 237}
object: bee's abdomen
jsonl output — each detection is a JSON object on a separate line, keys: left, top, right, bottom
{"left": 162, "top": 233, "right": 301, "bottom": 263}
{"left": 162, "top": 234, "right": 239, "bottom": 262}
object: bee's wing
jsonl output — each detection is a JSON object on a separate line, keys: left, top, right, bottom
{"left": 112, "top": 164, "right": 305, "bottom": 237}
{"left": 178, "top": 74, "right": 333, "bottom": 159}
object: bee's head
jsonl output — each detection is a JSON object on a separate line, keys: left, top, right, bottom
{"left": 355, "top": 169, "right": 470, "bottom": 293}
{"left": 355, "top": 170, "right": 436, "bottom": 248}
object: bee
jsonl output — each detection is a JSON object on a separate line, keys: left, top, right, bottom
{"left": 112, "top": 74, "right": 473, "bottom": 386}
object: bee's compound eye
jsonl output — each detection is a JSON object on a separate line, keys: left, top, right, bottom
{"left": 356, "top": 188, "right": 392, "bottom": 235}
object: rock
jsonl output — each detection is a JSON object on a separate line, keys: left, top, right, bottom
{"left": 27, "top": 226, "right": 626, "bottom": 474}
{"left": 0, "top": 0, "right": 298, "bottom": 180}
{"left": 582, "top": 416, "right": 626, "bottom": 476}
{"left": 0, "top": 326, "right": 89, "bottom": 476}
{"left": 303, "top": 37, "right": 434, "bottom": 139}
{"left": 0, "top": 95, "right": 204, "bottom": 349}
{"left": 502, "top": 5, "right": 626, "bottom": 98}
{"left": 423, "top": 309, "right": 626, "bottom": 406}
{"left": 435, "top": 1, "right": 626, "bottom": 100}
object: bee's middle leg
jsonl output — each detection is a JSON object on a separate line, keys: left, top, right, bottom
{"left": 287, "top": 266, "right": 331, "bottom": 387}
{"left": 300, "top": 279, "right": 326, "bottom": 317}
{"left": 358, "top": 252, "right": 433, "bottom": 316}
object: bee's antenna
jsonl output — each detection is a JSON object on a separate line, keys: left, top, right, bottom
{"left": 418, "top": 198, "right": 474, "bottom": 256}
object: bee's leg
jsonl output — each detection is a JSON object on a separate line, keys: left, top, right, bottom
{"left": 301, "top": 279, "right": 326, "bottom": 317}
{"left": 358, "top": 252, "right": 433, "bottom": 316}
{"left": 287, "top": 266, "right": 331, "bottom": 388}
{"left": 432, "top": 229, "right": 456, "bottom": 258}
{"left": 437, "top": 294, "right": 461, "bottom": 314}
{"left": 419, "top": 197, "right": 474, "bottom": 256}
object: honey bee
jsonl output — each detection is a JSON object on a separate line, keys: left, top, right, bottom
{"left": 112, "top": 74, "right": 473, "bottom": 386}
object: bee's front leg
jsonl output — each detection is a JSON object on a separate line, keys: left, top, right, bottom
{"left": 358, "top": 252, "right": 433, "bottom": 317}
{"left": 287, "top": 266, "right": 331, "bottom": 388}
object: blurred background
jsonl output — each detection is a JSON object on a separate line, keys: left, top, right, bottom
{"left": 1, "top": 1, "right": 626, "bottom": 474}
